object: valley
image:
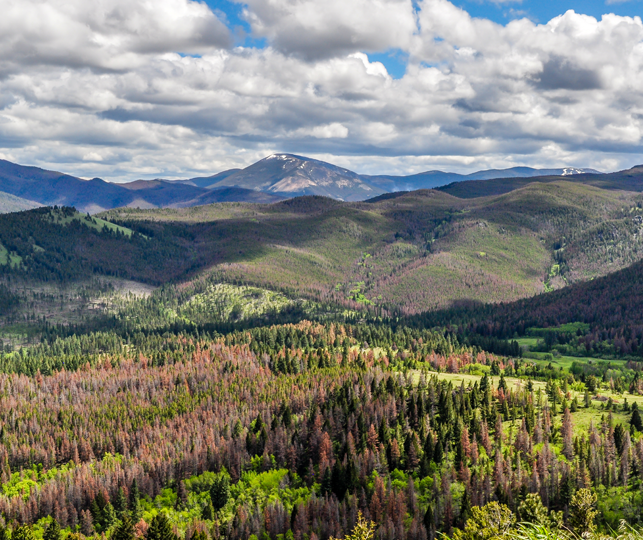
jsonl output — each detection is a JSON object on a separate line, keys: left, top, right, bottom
{"left": 1, "top": 169, "right": 643, "bottom": 540}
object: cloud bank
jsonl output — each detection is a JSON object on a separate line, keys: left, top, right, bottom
{"left": 0, "top": 0, "right": 642, "bottom": 180}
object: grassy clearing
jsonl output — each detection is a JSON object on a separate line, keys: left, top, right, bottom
{"left": 48, "top": 210, "right": 135, "bottom": 237}
{"left": 411, "top": 368, "right": 643, "bottom": 434}
{"left": 516, "top": 337, "right": 539, "bottom": 348}
{"left": 526, "top": 352, "right": 628, "bottom": 371}
{"left": 0, "top": 244, "right": 22, "bottom": 266}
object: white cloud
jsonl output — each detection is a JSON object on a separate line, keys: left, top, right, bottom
{"left": 0, "top": 0, "right": 230, "bottom": 73}
{"left": 297, "top": 123, "right": 349, "bottom": 139}
{"left": 238, "top": 0, "right": 417, "bottom": 60}
{"left": 0, "top": 0, "right": 642, "bottom": 181}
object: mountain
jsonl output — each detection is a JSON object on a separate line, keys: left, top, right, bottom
{"left": 209, "top": 154, "right": 387, "bottom": 201}
{"left": 0, "top": 191, "right": 42, "bottom": 213}
{"left": 364, "top": 166, "right": 601, "bottom": 192}
{"left": 171, "top": 186, "right": 286, "bottom": 206}
{"left": 0, "top": 155, "right": 620, "bottom": 213}
{"left": 178, "top": 169, "right": 241, "bottom": 189}
{"left": 0, "top": 160, "right": 277, "bottom": 213}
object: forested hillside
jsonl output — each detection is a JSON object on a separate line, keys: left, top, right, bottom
{"left": 0, "top": 321, "right": 642, "bottom": 540}
{"left": 102, "top": 181, "right": 643, "bottom": 314}
{"left": 2, "top": 181, "right": 643, "bottom": 540}
{"left": 2, "top": 180, "right": 643, "bottom": 317}
{"left": 439, "top": 165, "right": 643, "bottom": 199}
{"left": 409, "top": 255, "right": 643, "bottom": 359}
{"left": 0, "top": 207, "right": 201, "bottom": 284}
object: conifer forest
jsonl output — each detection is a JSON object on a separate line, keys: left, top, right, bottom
{"left": 1, "top": 197, "right": 643, "bottom": 540}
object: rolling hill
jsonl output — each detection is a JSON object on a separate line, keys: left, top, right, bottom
{"left": 2, "top": 178, "right": 640, "bottom": 316}
{"left": 409, "top": 251, "right": 643, "bottom": 358}
{"left": 439, "top": 165, "right": 643, "bottom": 198}
{"left": 95, "top": 180, "right": 642, "bottom": 314}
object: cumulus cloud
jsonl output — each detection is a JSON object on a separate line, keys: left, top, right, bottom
{"left": 0, "top": 0, "right": 231, "bottom": 72}
{"left": 0, "top": 0, "right": 642, "bottom": 181}
{"left": 237, "top": 0, "right": 417, "bottom": 61}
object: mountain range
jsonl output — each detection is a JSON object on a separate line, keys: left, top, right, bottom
{"left": 0, "top": 153, "right": 619, "bottom": 214}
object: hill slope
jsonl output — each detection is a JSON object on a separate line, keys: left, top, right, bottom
{"left": 439, "top": 165, "right": 643, "bottom": 199}
{"left": 3, "top": 179, "right": 641, "bottom": 315}
{"left": 0, "top": 191, "right": 42, "bottom": 213}
{"left": 412, "top": 254, "right": 643, "bottom": 358}
{"left": 100, "top": 180, "right": 643, "bottom": 314}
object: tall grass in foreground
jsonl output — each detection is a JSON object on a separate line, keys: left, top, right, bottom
{"left": 513, "top": 522, "right": 643, "bottom": 540}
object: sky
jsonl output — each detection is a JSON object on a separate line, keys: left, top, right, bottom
{"left": 0, "top": 0, "right": 642, "bottom": 181}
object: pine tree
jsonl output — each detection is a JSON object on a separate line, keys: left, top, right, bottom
{"left": 129, "top": 479, "right": 142, "bottom": 522}
{"left": 176, "top": 480, "right": 188, "bottom": 510}
{"left": 113, "top": 515, "right": 136, "bottom": 540}
{"left": 330, "top": 512, "right": 375, "bottom": 540}
{"left": 209, "top": 474, "right": 230, "bottom": 513}
{"left": 201, "top": 501, "right": 214, "bottom": 521}
{"left": 103, "top": 503, "right": 117, "bottom": 529}
{"left": 43, "top": 519, "right": 62, "bottom": 540}
{"left": 114, "top": 487, "right": 128, "bottom": 518}
{"left": 569, "top": 489, "right": 598, "bottom": 534}
{"left": 518, "top": 494, "right": 550, "bottom": 526}
{"left": 189, "top": 531, "right": 208, "bottom": 540}
{"left": 321, "top": 466, "right": 332, "bottom": 497}
{"left": 561, "top": 408, "right": 573, "bottom": 459}
{"left": 459, "top": 489, "right": 472, "bottom": 527}
{"left": 631, "top": 403, "right": 643, "bottom": 432}
{"left": 80, "top": 509, "right": 94, "bottom": 536}
{"left": 146, "top": 513, "right": 176, "bottom": 540}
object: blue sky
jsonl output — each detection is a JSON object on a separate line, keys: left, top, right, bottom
{"left": 207, "top": 0, "right": 643, "bottom": 79}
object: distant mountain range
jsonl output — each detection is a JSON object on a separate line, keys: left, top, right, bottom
{"left": 0, "top": 153, "right": 628, "bottom": 214}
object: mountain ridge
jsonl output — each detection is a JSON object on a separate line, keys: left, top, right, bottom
{"left": 0, "top": 154, "right": 626, "bottom": 214}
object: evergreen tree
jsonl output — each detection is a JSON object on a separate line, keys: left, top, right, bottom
{"left": 459, "top": 489, "right": 472, "bottom": 527}
{"left": 321, "top": 466, "right": 332, "bottom": 497}
{"left": 103, "top": 503, "right": 117, "bottom": 529}
{"left": 43, "top": 519, "right": 62, "bottom": 540}
{"left": 209, "top": 474, "right": 230, "bottom": 513}
{"left": 146, "top": 513, "right": 176, "bottom": 540}
{"left": 129, "top": 479, "right": 142, "bottom": 522}
{"left": 175, "top": 480, "right": 188, "bottom": 510}
{"left": 189, "top": 530, "right": 208, "bottom": 540}
{"left": 452, "top": 502, "right": 515, "bottom": 540}
{"left": 631, "top": 403, "right": 643, "bottom": 432}
{"left": 113, "top": 515, "right": 136, "bottom": 540}
{"left": 518, "top": 494, "right": 550, "bottom": 526}
{"left": 202, "top": 501, "right": 215, "bottom": 521}
{"left": 114, "top": 487, "right": 128, "bottom": 518}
